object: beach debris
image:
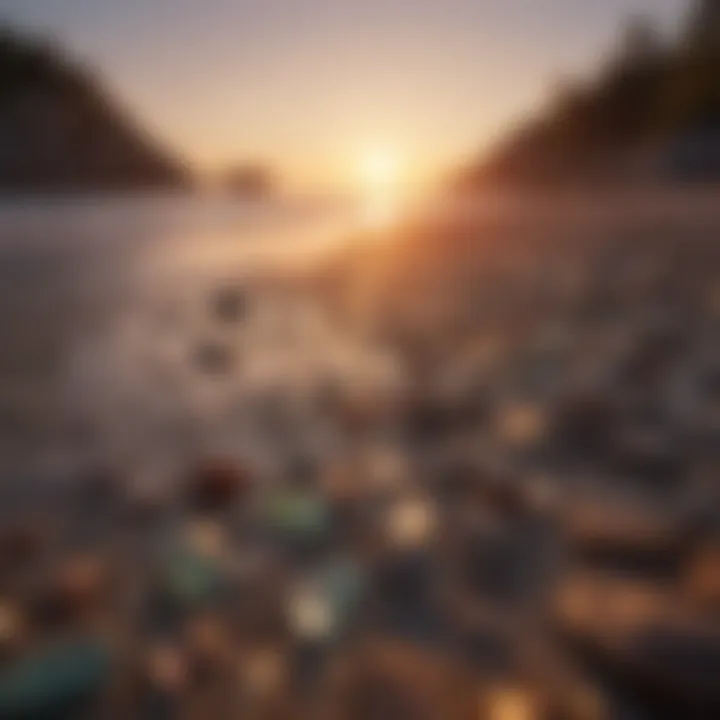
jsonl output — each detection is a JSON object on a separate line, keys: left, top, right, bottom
{"left": 0, "top": 524, "right": 45, "bottom": 569}
{"left": 265, "top": 489, "right": 331, "bottom": 547}
{"left": 386, "top": 497, "right": 438, "bottom": 550}
{"left": 288, "top": 583, "right": 336, "bottom": 643}
{"left": 161, "top": 549, "right": 225, "bottom": 610}
{"left": 230, "top": 573, "right": 288, "bottom": 644}
{"left": 185, "top": 613, "right": 234, "bottom": 682}
{"left": 185, "top": 519, "right": 227, "bottom": 561}
{"left": 192, "top": 341, "right": 235, "bottom": 376}
{"left": 33, "top": 554, "right": 110, "bottom": 627}
{"left": 553, "top": 573, "right": 668, "bottom": 644}
{"left": 240, "top": 647, "right": 287, "bottom": 699}
{"left": 364, "top": 446, "right": 410, "bottom": 493}
{"left": 210, "top": 285, "right": 248, "bottom": 325}
{"left": 123, "top": 474, "right": 175, "bottom": 525}
{"left": 685, "top": 540, "right": 720, "bottom": 612}
{"left": 329, "top": 641, "right": 475, "bottom": 720}
{"left": 134, "top": 643, "right": 188, "bottom": 720}
{"left": 319, "top": 559, "right": 365, "bottom": 618}
{"left": 484, "top": 686, "right": 541, "bottom": 720}
{"left": 0, "top": 602, "right": 26, "bottom": 658}
{"left": 563, "top": 501, "right": 682, "bottom": 579}
{"left": 144, "top": 644, "right": 189, "bottom": 694}
{"left": 287, "top": 559, "right": 365, "bottom": 644}
{"left": 188, "top": 459, "right": 248, "bottom": 512}
{"left": 495, "top": 401, "right": 548, "bottom": 449}
{"left": 0, "top": 639, "right": 112, "bottom": 718}
{"left": 319, "top": 460, "right": 364, "bottom": 511}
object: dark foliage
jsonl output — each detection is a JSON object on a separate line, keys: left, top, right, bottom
{"left": 461, "top": 1, "right": 720, "bottom": 187}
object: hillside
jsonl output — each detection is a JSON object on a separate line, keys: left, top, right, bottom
{"left": 460, "top": 0, "right": 720, "bottom": 188}
{"left": 0, "top": 28, "right": 190, "bottom": 192}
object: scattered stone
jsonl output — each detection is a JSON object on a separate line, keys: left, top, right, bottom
{"left": 0, "top": 601, "right": 26, "bottom": 659}
{"left": 33, "top": 554, "right": 110, "bottom": 628}
{"left": 265, "top": 490, "right": 331, "bottom": 548}
{"left": 329, "top": 641, "right": 476, "bottom": 720}
{"left": 288, "top": 559, "right": 365, "bottom": 643}
{"left": 552, "top": 392, "right": 617, "bottom": 457}
{"left": 685, "top": 541, "right": 720, "bottom": 612}
{"left": 161, "top": 550, "right": 225, "bottom": 611}
{"left": 483, "top": 685, "right": 544, "bottom": 720}
{"left": 553, "top": 573, "right": 668, "bottom": 646}
{"left": 386, "top": 497, "right": 438, "bottom": 550}
{"left": 495, "top": 401, "right": 548, "bottom": 449}
{"left": 192, "top": 341, "right": 235, "bottom": 376}
{"left": 211, "top": 285, "right": 247, "bottom": 325}
{"left": 287, "top": 583, "right": 336, "bottom": 643}
{"left": 185, "top": 613, "right": 234, "bottom": 682}
{"left": 133, "top": 643, "right": 188, "bottom": 719}
{"left": 188, "top": 459, "right": 248, "bottom": 512}
{"left": 0, "top": 524, "right": 45, "bottom": 570}
{"left": 564, "top": 501, "right": 682, "bottom": 580}
{"left": 240, "top": 647, "right": 287, "bottom": 700}
{"left": 0, "top": 639, "right": 112, "bottom": 718}
{"left": 144, "top": 644, "right": 189, "bottom": 695}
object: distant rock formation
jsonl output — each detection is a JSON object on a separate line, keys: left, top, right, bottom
{"left": 222, "top": 165, "right": 276, "bottom": 199}
{"left": 459, "top": 0, "right": 720, "bottom": 189}
{"left": 0, "top": 28, "right": 191, "bottom": 192}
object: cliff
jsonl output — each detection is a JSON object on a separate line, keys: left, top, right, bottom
{"left": 460, "top": 0, "right": 720, "bottom": 189}
{"left": 0, "top": 28, "right": 190, "bottom": 192}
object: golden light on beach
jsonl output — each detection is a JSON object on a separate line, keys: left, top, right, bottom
{"left": 358, "top": 147, "right": 404, "bottom": 228}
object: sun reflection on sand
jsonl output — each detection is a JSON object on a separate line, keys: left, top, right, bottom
{"left": 362, "top": 192, "right": 401, "bottom": 229}
{"left": 357, "top": 146, "right": 406, "bottom": 230}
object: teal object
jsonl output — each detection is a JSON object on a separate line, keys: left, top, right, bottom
{"left": 164, "top": 551, "right": 223, "bottom": 607}
{"left": 317, "top": 560, "right": 365, "bottom": 634}
{"left": 321, "top": 561, "right": 363, "bottom": 612}
{"left": 0, "top": 640, "right": 111, "bottom": 718}
{"left": 268, "top": 492, "right": 330, "bottom": 541}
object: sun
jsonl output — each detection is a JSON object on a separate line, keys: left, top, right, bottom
{"left": 356, "top": 146, "right": 406, "bottom": 229}
{"left": 359, "top": 147, "right": 401, "bottom": 193}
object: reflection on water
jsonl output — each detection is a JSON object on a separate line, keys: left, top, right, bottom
{"left": 0, "top": 196, "right": 390, "bottom": 477}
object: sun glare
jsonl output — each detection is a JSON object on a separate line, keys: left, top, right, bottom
{"left": 359, "top": 147, "right": 401, "bottom": 193}
{"left": 357, "top": 147, "right": 405, "bottom": 229}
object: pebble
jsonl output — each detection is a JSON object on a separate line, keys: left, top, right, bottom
{"left": 192, "top": 341, "right": 235, "bottom": 376}
{"left": 33, "top": 554, "right": 110, "bottom": 628}
{"left": 188, "top": 459, "right": 248, "bottom": 512}
{"left": 0, "top": 639, "right": 112, "bottom": 718}
{"left": 685, "top": 541, "right": 720, "bottom": 612}
{"left": 386, "top": 497, "right": 438, "bottom": 550}
{"left": 211, "top": 285, "right": 247, "bottom": 325}
{"left": 161, "top": 550, "right": 225, "bottom": 610}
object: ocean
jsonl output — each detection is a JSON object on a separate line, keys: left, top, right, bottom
{"left": 0, "top": 194, "right": 387, "bottom": 481}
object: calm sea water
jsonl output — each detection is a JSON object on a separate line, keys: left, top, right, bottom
{"left": 0, "top": 195, "right": 396, "bottom": 481}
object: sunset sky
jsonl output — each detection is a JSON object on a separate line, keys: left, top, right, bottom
{"left": 0, "top": 0, "right": 688, "bottom": 190}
